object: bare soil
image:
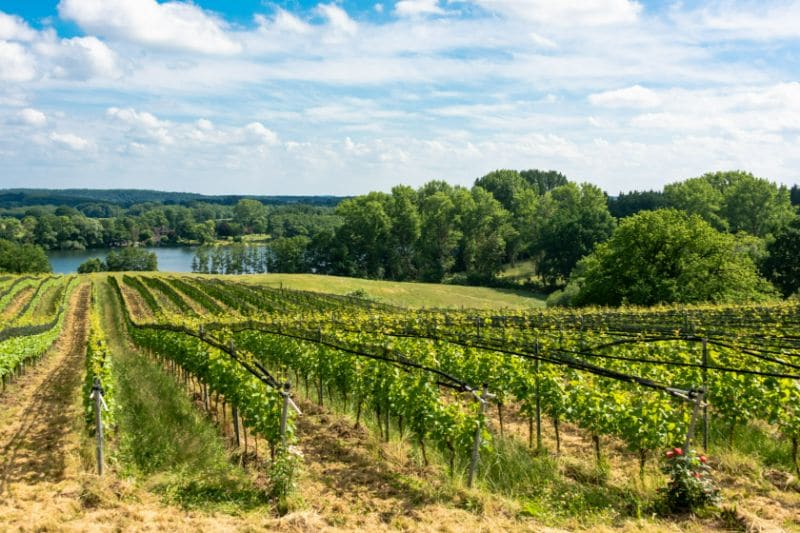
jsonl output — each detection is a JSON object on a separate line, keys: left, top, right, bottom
{"left": 0, "top": 286, "right": 36, "bottom": 322}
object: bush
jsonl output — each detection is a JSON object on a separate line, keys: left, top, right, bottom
{"left": 105, "top": 247, "right": 158, "bottom": 272}
{"left": 78, "top": 257, "right": 106, "bottom": 273}
{"left": 660, "top": 448, "right": 720, "bottom": 514}
{"left": 565, "top": 209, "right": 776, "bottom": 306}
{"left": 0, "top": 239, "right": 51, "bottom": 273}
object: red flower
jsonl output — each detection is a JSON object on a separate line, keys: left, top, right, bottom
{"left": 666, "top": 450, "right": 675, "bottom": 458}
{"left": 673, "top": 447, "right": 684, "bottom": 456}
{"left": 699, "top": 455, "right": 707, "bottom": 463}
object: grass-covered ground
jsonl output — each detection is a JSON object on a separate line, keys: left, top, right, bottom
{"left": 224, "top": 273, "right": 547, "bottom": 309}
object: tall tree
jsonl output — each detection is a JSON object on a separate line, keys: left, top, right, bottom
{"left": 762, "top": 217, "right": 800, "bottom": 297}
{"left": 519, "top": 169, "right": 569, "bottom": 195}
{"left": 232, "top": 199, "right": 268, "bottom": 234}
{"left": 461, "top": 187, "right": 515, "bottom": 280}
{"left": 334, "top": 193, "right": 392, "bottom": 278}
{"left": 534, "top": 183, "right": 616, "bottom": 285}
{"left": 663, "top": 177, "right": 727, "bottom": 231}
{"left": 385, "top": 185, "right": 421, "bottom": 280}
{"left": 474, "top": 169, "right": 527, "bottom": 211}
{"left": 417, "top": 190, "right": 461, "bottom": 282}
{"left": 718, "top": 172, "right": 795, "bottom": 236}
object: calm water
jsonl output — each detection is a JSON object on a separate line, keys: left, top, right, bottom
{"left": 47, "top": 247, "right": 200, "bottom": 274}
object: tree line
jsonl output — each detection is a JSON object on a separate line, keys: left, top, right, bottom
{"left": 0, "top": 202, "right": 338, "bottom": 251}
{"left": 2, "top": 170, "right": 799, "bottom": 307}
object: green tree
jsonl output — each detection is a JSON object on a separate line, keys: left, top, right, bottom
{"left": 519, "top": 169, "right": 568, "bottom": 195}
{"left": 762, "top": 217, "right": 800, "bottom": 297}
{"left": 334, "top": 193, "right": 392, "bottom": 278}
{"left": 105, "top": 247, "right": 158, "bottom": 271}
{"left": 386, "top": 185, "right": 421, "bottom": 280}
{"left": 269, "top": 236, "right": 311, "bottom": 273}
{"left": 193, "top": 220, "right": 217, "bottom": 244}
{"left": 534, "top": 183, "right": 615, "bottom": 285}
{"left": 78, "top": 257, "right": 105, "bottom": 273}
{"left": 665, "top": 171, "right": 794, "bottom": 236}
{"left": 233, "top": 199, "right": 268, "bottom": 234}
{"left": 564, "top": 209, "right": 775, "bottom": 306}
{"left": 461, "top": 187, "right": 515, "bottom": 280}
{"left": 0, "top": 239, "right": 52, "bottom": 273}
{"left": 506, "top": 187, "right": 539, "bottom": 263}
{"left": 474, "top": 169, "right": 527, "bottom": 211}
{"left": 718, "top": 172, "right": 795, "bottom": 236}
{"left": 417, "top": 190, "right": 461, "bottom": 282}
{"left": 663, "top": 177, "right": 727, "bottom": 231}
{"left": 607, "top": 190, "right": 666, "bottom": 219}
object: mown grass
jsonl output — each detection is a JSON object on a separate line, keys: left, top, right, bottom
{"left": 220, "top": 273, "right": 547, "bottom": 309}
{"left": 96, "top": 280, "right": 269, "bottom": 513}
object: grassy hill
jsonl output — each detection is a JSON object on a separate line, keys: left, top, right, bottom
{"left": 221, "top": 273, "right": 547, "bottom": 309}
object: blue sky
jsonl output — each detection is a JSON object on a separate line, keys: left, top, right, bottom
{"left": 1, "top": 0, "right": 799, "bottom": 195}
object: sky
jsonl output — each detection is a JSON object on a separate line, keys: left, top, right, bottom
{"left": 0, "top": 0, "right": 799, "bottom": 195}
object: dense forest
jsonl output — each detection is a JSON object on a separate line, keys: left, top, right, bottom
{"left": 1, "top": 173, "right": 798, "bottom": 306}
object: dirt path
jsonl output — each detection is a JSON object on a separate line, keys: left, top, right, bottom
{"left": 0, "top": 283, "right": 91, "bottom": 523}
{"left": 0, "top": 285, "right": 36, "bottom": 322}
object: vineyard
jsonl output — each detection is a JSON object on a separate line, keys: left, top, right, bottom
{"left": 1, "top": 272, "right": 799, "bottom": 530}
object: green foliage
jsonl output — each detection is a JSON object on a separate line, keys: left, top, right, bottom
{"left": 659, "top": 448, "right": 720, "bottom": 514}
{"left": 761, "top": 217, "right": 800, "bottom": 297}
{"left": 461, "top": 187, "right": 516, "bottom": 281}
{"left": 534, "top": 183, "right": 615, "bottom": 285}
{"left": 664, "top": 171, "right": 795, "bottom": 237}
{"left": 334, "top": 192, "right": 393, "bottom": 278}
{"left": 0, "top": 239, "right": 51, "bottom": 273}
{"left": 607, "top": 190, "right": 666, "bottom": 219}
{"left": 474, "top": 169, "right": 528, "bottom": 211}
{"left": 566, "top": 209, "right": 775, "bottom": 306}
{"left": 519, "top": 169, "right": 569, "bottom": 195}
{"left": 232, "top": 199, "right": 268, "bottom": 234}
{"left": 105, "top": 247, "right": 158, "bottom": 271}
{"left": 78, "top": 257, "right": 105, "bottom": 273}
{"left": 269, "top": 235, "right": 311, "bottom": 273}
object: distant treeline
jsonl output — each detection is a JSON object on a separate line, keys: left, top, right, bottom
{"left": 0, "top": 189, "right": 344, "bottom": 209}
{"left": 0, "top": 201, "right": 340, "bottom": 251}
{"left": 608, "top": 183, "right": 800, "bottom": 219}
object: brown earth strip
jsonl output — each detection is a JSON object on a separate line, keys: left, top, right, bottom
{"left": 0, "top": 286, "right": 36, "bottom": 322}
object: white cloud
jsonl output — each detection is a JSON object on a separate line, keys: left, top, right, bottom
{"left": 589, "top": 85, "right": 662, "bottom": 108}
{"left": 107, "top": 107, "right": 165, "bottom": 129}
{"left": 394, "top": 0, "right": 445, "bottom": 17}
{"left": 256, "top": 9, "right": 312, "bottom": 35}
{"left": 468, "top": 0, "right": 642, "bottom": 26}
{"left": 0, "top": 41, "right": 36, "bottom": 81}
{"left": 37, "top": 36, "right": 120, "bottom": 79}
{"left": 16, "top": 108, "right": 47, "bottom": 126}
{"left": 49, "top": 131, "right": 92, "bottom": 150}
{"left": 682, "top": 1, "right": 800, "bottom": 40}
{"left": 316, "top": 4, "right": 358, "bottom": 36}
{"left": 0, "top": 11, "right": 37, "bottom": 41}
{"left": 244, "top": 122, "right": 279, "bottom": 145}
{"left": 107, "top": 106, "right": 173, "bottom": 145}
{"left": 529, "top": 32, "right": 557, "bottom": 49}
{"left": 57, "top": 0, "right": 241, "bottom": 55}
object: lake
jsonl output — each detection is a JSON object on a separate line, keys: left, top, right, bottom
{"left": 47, "top": 246, "right": 200, "bottom": 274}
